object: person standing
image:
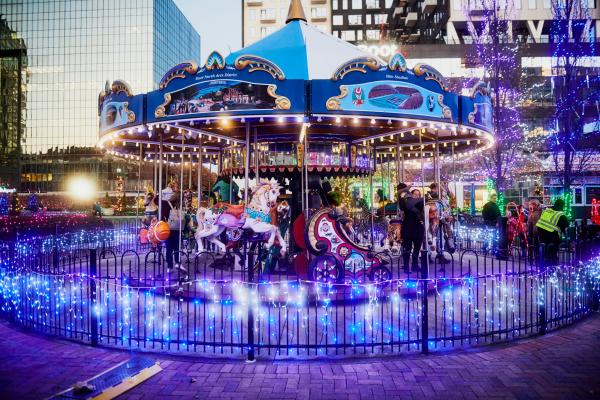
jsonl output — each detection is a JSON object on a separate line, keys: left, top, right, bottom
{"left": 143, "top": 191, "right": 158, "bottom": 226}
{"left": 399, "top": 187, "right": 425, "bottom": 273}
{"left": 161, "top": 194, "right": 185, "bottom": 272}
{"left": 536, "top": 198, "right": 569, "bottom": 264}
{"left": 482, "top": 192, "right": 501, "bottom": 227}
{"left": 426, "top": 183, "right": 439, "bottom": 202}
{"left": 527, "top": 199, "right": 542, "bottom": 249}
{"left": 93, "top": 200, "right": 102, "bottom": 217}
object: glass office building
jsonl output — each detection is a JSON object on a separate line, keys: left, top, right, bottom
{"left": 0, "top": 0, "right": 200, "bottom": 191}
{"left": 0, "top": 16, "right": 27, "bottom": 189}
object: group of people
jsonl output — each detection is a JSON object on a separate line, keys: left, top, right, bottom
{"left": 394, "top": 182, "right": 571, "bottom": 272}
{"left": 482, "top": 192, "right": 569, "bottom": 262}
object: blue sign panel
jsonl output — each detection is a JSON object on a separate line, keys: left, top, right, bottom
{"left": 157, "top": 79, "right": 283, "bottom": 116}
{"left": 325, "top": 80, "right": 453, "bottom": 120}
{"left": 98, "top": 81, "right": 143, "bottom": 135}
{"left": 461, "top": 93, "right": 493, "bottom": 132}
{"left": 146, "top": 60, "right": 305, "bottom": 123}
{"left": 311, "top": 59, "right": 459, "bottom": 124}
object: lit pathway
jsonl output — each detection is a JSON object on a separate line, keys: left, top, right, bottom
{"left": 0, "top": 315, "right": 599, "bottom": 399}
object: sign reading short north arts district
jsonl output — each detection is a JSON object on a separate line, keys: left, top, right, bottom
{"left": 146, "top": 54, "right": 305, "bottom": 123}
{"left": 157, "top": 79, "right": 279, "bottom": 117}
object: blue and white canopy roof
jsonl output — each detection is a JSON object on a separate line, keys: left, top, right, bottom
{"left": 226, "top": 20, "right": 385, "bottom": 81}
{"left": 97, "top": 0, "right": 494, "bottom": 168}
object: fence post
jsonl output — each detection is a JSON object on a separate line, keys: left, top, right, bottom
{"left": 592, "top": 285, "right": 600, "bottom": 313}
{"left": 89, "top": 248, "right": 99, "bottom": 346}
{"left": 52, "top": 223, "right": 59, "bottom": 271}
{"left": 246, "top": 244, "right": 255, "bottom": 362}
{"left": 420, "top": 249, "right": 429, "bottom": 355}
{"left": 538, "top": 244, "right": 547, "bottom": 335}
{"left": 497, "top": 216, "right": 508, "bottom": 260}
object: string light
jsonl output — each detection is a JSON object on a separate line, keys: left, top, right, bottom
{"left": 0, "top": 239, "right": 598, "bottom": 355}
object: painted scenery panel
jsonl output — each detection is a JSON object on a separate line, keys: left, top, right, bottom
{"left": 333, "top": 81, "right": 452, "bottom": 120}
{"left": 165, "top": 79, "right": 276, "bottom": 116}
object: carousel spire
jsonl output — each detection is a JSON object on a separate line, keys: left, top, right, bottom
{"left": 285, "top": 0, "right": 307, "bottom": 24}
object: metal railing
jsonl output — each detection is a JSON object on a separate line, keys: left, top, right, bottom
{"left": 0, "top": 227, "right": 598, "bottom": 359}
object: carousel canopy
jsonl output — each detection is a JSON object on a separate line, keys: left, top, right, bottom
{"left": 225, "top": 20, "right": 385, "bottom": 81}
{"left": 97, "top": 0, "right": 495, "bottom": 174}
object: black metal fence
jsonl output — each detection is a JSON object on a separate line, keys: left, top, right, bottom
{"left": 0, "top": 228, "right": 598, "bottom": 359}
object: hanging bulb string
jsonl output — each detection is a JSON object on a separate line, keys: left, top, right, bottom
{"left": 4, "top": 256, "right": 599, "bottom": 292}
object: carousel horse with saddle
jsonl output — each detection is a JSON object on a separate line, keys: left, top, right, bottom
{"left": 195, "top": 178, "right": 287, "bottom": 256}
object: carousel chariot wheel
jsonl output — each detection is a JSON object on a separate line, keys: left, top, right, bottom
{"left": 370, "top": 265, "right": 392, "bottom": 285}
{"left": 309, "top": 253, "right": 342, "bottom": 284}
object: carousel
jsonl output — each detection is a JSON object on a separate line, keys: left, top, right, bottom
{"left": 97, "top": 0, "right": 494, "bottom": 284}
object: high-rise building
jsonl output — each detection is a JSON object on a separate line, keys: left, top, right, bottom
{"left": 388, "top": 0, "right": 448, "bottom": 44}
{"left": 0, "top": 0, "right": 201, "bottom": 192}
{"left": 386, "top": 0, "right": 600, "bottom": 213}
{"left": 389, "top": 0, "right": 600, "bottom": 49}
{"left": 0, "top": 16, "right": 26, "bottom": 189}
{"left": 243, "top": 0, "right": 332, "bottom": 46}
{"left": 331, "top": 0, "right": 394, "bottom": 44}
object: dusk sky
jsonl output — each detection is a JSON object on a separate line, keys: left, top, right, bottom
{"left": 174, "top": 0, "right": 243, "bottom": 62}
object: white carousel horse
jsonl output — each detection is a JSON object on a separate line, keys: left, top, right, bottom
{"left": 195, "top": 178, "right": 287, "bottom": 256}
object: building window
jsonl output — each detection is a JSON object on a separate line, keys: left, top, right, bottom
{"left": 260, "top": 8, "right": 275, "bottom": 19}
{"left": 341, "top": 30, "right": 356, "bottom": 41}
{"left": 249, "top": 9, "right": 257, "bottom": 20}
{"left": 528, "top": 0, "right": 536, "bottom": 8}
{"left": 352, "top": 0, "right": 362, "bottom": 9}
{"left": 311, "top": 8, "right": 327, "bottom": 18}
{"left": 333, "top": 15, "right": 343, "bottom": 25}
{"left": 374, "top": 14, "right": 387, "bottom": 24}
{"left": 261, "top": 26, "right": 275, "bottom": 37}
{"left": 543, "top": 0, "right": 550, "bottom": 8}
{"left": 333, "top": 0, "right": 339, "bottom": 10}
{"left": 366, "top": 30, "right": 379, "bottom": 40}
{"left": 585, "top": 186, "right": 600, "bottom": 204}
{"left": 366, "top": 0, "right": 379, "bottom": 8}
{"left": 357, "top": 31, "right": 363, "bottom": 40}
{"left": 574, "top": 187, "right": 583, "bottom": 205}
{"left": 348, "top": 14, "right": 362, "bottom": 25}
{"left": 513, "top": 0, "right": 522, "bottom": 8}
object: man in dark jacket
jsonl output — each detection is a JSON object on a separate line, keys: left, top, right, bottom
{"left": 482, "top": 192, "right": 501, "bottom": 227}
{"left": 399, "top": 187, "right": 425, "bottom": 272}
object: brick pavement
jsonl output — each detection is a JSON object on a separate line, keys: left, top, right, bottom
{"left": 0, "top": 315, "right": 599, "bottom": 399}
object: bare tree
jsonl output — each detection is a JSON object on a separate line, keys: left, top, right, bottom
{"left": 463, "top": 0, "right": 524, "bottom": 193}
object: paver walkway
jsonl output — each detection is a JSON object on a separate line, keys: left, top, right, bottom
{"left": 0, "top": 315, "right": 599, "bottom": 399}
